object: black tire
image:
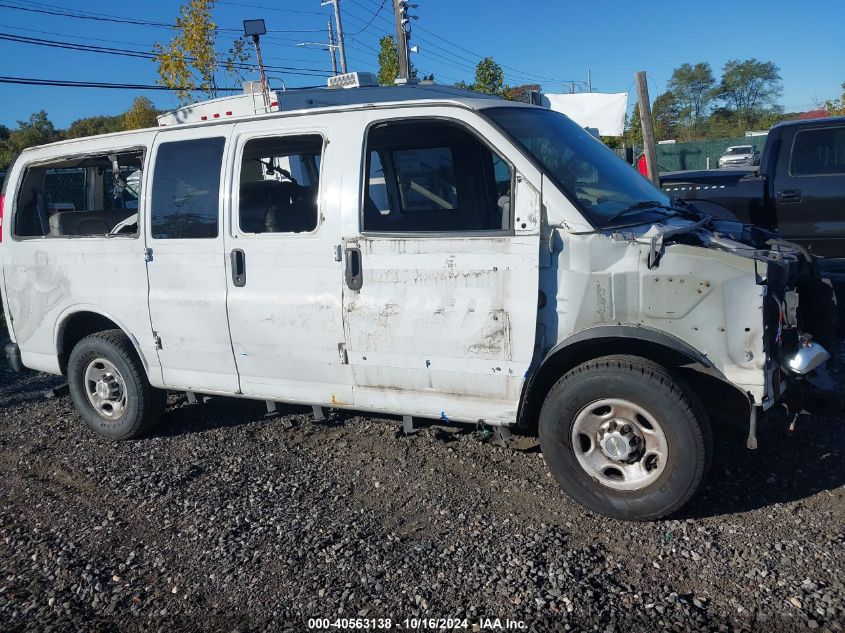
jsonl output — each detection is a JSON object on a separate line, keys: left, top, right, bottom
{"left": 538, "top": 355, "right": 711, "bottom": 521}
{"left": 67, "top": 329, "right": 166, "bottom": 440}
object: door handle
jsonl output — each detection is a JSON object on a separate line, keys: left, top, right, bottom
{"left": 230, "top": 249, "right": 246, "bottom": 287}
{"left": 345, "top": 247, "right": 363, "bottom": 290}
{"left": 778, "top": 189, "right": 802, "bottom": 202}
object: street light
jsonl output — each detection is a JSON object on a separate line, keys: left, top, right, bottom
{"left": 243, "top": 19, "right": 270, "bottom": 107}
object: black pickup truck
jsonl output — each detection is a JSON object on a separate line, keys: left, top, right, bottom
{"left": 660, "top": 117, "right": 845, "bottom": 275}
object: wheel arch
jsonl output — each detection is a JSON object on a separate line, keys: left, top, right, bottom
{"left": 516, "top": 325, "right": 751, "bottom": 433}
{"left": 54, "top": 306, "right": 152, "bottom": 376}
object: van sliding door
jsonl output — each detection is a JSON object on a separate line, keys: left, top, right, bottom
{"left": 222, "top": 121, "right": 351, "bottom": 403}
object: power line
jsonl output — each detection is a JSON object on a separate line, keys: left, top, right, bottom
{"left": 0, "top": 1, "right": 324, "bottom": 34}
{"left": 345, "top": 0, "right": 388, "bottom": 36}
{"left": 0, "top": 75, "right": 245, "bottom": 90}
{"left": 0, "top": 32, "right": 333, "bottom": 76}
{"left": 216, "top": 1, "right": 325, "bottom": 15}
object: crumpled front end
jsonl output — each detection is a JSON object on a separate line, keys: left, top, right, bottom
{"left": 545, "top": 219, "right": 837, "bottom": 414}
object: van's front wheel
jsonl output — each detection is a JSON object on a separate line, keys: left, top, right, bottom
{"left": 68, "top": 330, "right": 166, "bottom": 440}
{"left": 539, "top": 355, "right": 711, "bottom": 521}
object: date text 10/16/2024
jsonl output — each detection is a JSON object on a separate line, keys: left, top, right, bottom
{"left": 307, "top": 617, "right": 528, "bottom": 630}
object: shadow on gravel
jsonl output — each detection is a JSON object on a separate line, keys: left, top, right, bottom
{"left": 151, "top": 396, "right": 312, "bottom": 438}
{"left": 679, "top": 411, "right": 845, "bottom": 519}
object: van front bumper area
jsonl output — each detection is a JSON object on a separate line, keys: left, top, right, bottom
{"left": 4, "top": 342, "right": 26, "bottom": 373}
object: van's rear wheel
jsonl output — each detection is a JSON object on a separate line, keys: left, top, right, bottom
{"left": 539, "top": 355, "right": 711, "bottom": 521}
{"left": 68, "top": 330, "right": 166, "bottom": 440}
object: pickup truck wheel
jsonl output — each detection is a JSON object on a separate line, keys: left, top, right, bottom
{"left": 539, "top": 355, "right": 711, "bottom": 521}
{"left": 67, "top": 330, "right": 166, "bottom": 440}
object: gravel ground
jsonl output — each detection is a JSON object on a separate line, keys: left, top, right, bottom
{"left": 0, "top": 346, "right": 843, "bottom": 632}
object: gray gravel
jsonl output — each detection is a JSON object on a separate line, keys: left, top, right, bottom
{"left": 0, "top": 347, "right": 843, "bottom": 632}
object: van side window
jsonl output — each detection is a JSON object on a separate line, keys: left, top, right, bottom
{"left": 791, "top": 127, "right": 845, "bottom": 176}
{"left": 238, "top": 135, "right": 322, "bottom": 233}
{"left": 151, "top": 137, "right": 225, "bottom": 239}
{"left": 13, "top": 150, "right": 143, "bottom": 238}
{"left": 363, "top": 120, "right": 512, "bottom": 233}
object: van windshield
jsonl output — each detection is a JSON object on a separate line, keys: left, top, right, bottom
{"left": 483, "top": 107, "right": 672, "bottom": 228}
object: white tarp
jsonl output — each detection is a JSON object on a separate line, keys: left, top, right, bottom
{"left": 542, "top": 92, "right": 628, "bottom": 137}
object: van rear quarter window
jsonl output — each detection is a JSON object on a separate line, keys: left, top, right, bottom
{"left": 13, "top": 149, "right": 143, "bottom": 238}
{"left": 151, "top": 137, "right": 225, "bottom": 239}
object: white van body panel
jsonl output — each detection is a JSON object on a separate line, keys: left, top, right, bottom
{"left": 1, "top": 131, "right": 159, "bottom": 377}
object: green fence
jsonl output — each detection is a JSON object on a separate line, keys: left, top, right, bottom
{"left": 655, "top": 134, "right": 767, "bottom": 172}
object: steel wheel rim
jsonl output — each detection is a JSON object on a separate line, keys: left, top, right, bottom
{"left": 571, "top": 397, "right": 668, "bottom": 491}
{"left": 83, "top": 357, "right": 128, "bottom": 420}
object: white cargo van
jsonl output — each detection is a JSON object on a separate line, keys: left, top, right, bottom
{"left": 0, "top": 76, "right": 835, "bottom": 520}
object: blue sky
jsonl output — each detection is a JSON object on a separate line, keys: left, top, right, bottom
{"left": 0, "top": 0, "right": 842, "bottom": 129}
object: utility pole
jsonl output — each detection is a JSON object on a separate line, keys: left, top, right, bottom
{"left": 588, "top": 69, "right": 592, "bottom": 92}
{"left": 392, "top": 0, "right": 412, "bottom": 82}
{"left": 327, "top": 18, "right": 338, "bottom": 76}
{"left": 635, "top": 70, "right": 660, "bottom": 185}
{"left": 321, "top": 0, "right": 347, "bottom": 73}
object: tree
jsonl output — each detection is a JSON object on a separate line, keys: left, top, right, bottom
{"left": 124, "top": 97, "right": 159, "bottom": 129}
{"left": 667, "top": 62, "right": 716, "bottom": 139}
{"left": 825, "top": 82, "right": 845, "bottom": 116}
{"left": 652, "top": 91, "right": 682, "bottom": 141}
{"left": 474, "top": 57, "right": 504, "bottom": 96}
{"left": 375, "top": 35, "right": 418, "bottom": 85}
{"left": 153, "top": 0, "right": 249, "bottom": 104}
{"left": 625, "top": 103, "right": 643, "bottom": 146}
{"left": 0, "top": 111, "right": 61, "bottom": 169}
{"left": 377, "top": 36, "right": 399, "bottom": 86}
{"left": 66, "top": 115, "right": 124, "bottom": 139}
{"left": 717, "top": 59, "right": 782, "bottom": 129}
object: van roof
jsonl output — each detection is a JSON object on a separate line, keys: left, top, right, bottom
{"left": 17, "top": 83, "right": 531, "bottom": 155}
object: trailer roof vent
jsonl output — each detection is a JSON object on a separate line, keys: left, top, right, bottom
{"left": 327, "top": 71, "right": 378, "bottom": 89}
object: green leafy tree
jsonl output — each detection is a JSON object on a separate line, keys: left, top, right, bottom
{"left": 625, "top": 103, "right": 643, "bottom": 146}
{"left": 717, "top": 59, "right": 782, "bottom": 129}
{"left": 377, "top": 36, "right": 399, "bottom": 86}
{"left": 652, "top": 91, "right": 682, "bottom": 141}
{"left": 667, "top": 62, "right": 716, "bottom": 139}
{"left": 825, "top": 82, "right": 845, "bottom": 116}
{"left": 124, "top": 96, "right": 159, "bottom": 130}
{"left": 0, "top": 111, "right": 61, "bottom": 169}
{"left": 474, "top": 57, "right": 504, "bottom": 96}
{"left": 66, "top": 115, "right": 124, "bottom": 139}
{"left": 153, "top": 0, "right": 249, "bottom": 104}
{"left": 376, "top": 36, "right": 418, "bottom": 85}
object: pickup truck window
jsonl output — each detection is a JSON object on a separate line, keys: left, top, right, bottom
{"left": 485, "top": 107, "right": 670, "bottom": 229}
{"left": 791, "top": 126, "right": 845, "bottom": 176}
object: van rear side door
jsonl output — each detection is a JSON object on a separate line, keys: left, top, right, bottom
{"left": 340, "top": 111, "right": 541, "bottom": 424}
{"left": 145, "top": 126, "right": 239, "bottom": 392}
{"left": 222, "top": 120, "right": 351, "bottom": 404}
